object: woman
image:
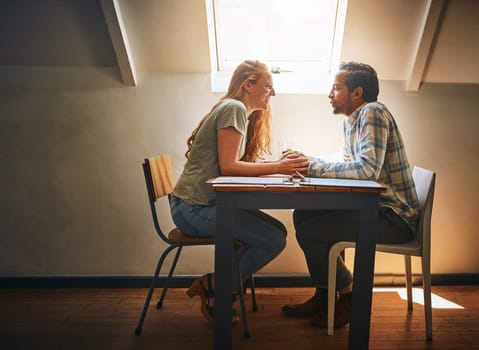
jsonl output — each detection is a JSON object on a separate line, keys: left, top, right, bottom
{"left": 170, "top": 60, "right": 309, "bottom": 323}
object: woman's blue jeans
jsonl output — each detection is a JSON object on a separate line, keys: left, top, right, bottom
{"left": 170, "top": 195, "right": 287, "bottom": 288}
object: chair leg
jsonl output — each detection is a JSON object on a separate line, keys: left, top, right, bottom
{"left": 134, "top": 245, "right": 179, "bottom": 335}
{"left": 327, "top": 242, "right": 355, "bottom": 335}
{"left": 405, "top": 255, "right": 413, "bottom": 310}
{"left": 157, "top": 246, "right": 183, "bottom": 309}
{"left": 422, "top": 256, "right": 433, "bottom": 341}
{"left": 236, "top": 268, "right": 251, "bottom": 338}
{"left": 248, "top": 276, "right": 258, "bottom": 311}
{"left": 327, "top": 245, "right": 340, "bottom": 335}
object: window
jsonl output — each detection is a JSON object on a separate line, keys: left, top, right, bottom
{"left": 205, "top": 0, "right": 348, "bottom": 94}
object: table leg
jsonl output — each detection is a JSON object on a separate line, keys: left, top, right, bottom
{"left": 214, "top": 193, "right": 234, "bottom": 350}
{"left": 349, "top": 195, "right": 379, "bottom": 350}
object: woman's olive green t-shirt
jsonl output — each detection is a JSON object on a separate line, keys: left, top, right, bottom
{"left": 173, "top": 99, "right": 247, "bottom": 205}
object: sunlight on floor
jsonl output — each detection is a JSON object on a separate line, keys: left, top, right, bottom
{"left": 373, "top": 287, "right": 464, "bottom": 309}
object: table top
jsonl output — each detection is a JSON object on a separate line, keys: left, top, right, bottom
{"left": 211, "top": 176, "right": 387, "bottom": 193}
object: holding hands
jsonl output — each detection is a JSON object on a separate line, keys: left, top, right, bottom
{"left": 277, "top": 151, "right": 309, "bottom": 175}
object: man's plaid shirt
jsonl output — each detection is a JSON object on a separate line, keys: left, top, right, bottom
{"left": 308, "top": 101, "right": 419, "bottom": 231}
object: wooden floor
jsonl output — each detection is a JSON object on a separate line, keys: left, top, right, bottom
{"left": 1, "top": 285, "right": 478, "bottom": 350}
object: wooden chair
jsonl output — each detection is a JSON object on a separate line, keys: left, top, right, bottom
{"left": 134, "top": 155, "right": 256, "bottom": 337}
{"left": 327, "top": 166, "right": 436, "bottom": 340}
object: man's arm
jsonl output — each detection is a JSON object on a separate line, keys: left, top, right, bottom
{"left": 308, "top": 107, "right": 388, "bottom": 180}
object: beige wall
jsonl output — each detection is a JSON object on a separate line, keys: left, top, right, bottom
{"left": 0, "top": 66, "right": 478, "bottom": 277}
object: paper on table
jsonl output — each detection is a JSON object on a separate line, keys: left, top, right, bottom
{"left": 207, "top": 176, "right": 290, "bottom": 185}
{"left": 301, "top": 177, "right": 385, "bottom": 188}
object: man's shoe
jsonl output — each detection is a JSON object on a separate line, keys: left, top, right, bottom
{"left": 310, "top": 292, "right": 352, "bottom": 328}
{"left": 282, "top": 288, "right": 325, "bottom": 318}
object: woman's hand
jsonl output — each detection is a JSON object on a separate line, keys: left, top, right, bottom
{"left": 277, "top": 152, "right": 309, "bottom": 175}
{"left": 280, "top": 150, "right": 305, "bottom": 160}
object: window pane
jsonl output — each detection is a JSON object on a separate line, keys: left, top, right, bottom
{"left": 214, "top": 0, "right": 339, "bottom": 73}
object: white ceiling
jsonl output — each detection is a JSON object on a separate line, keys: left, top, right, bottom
{"left": 1, "top": 0, "right": 478, "bottom": 87}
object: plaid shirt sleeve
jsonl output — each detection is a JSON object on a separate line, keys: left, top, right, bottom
{"left": 308, "top": 103, "right": 388, "bottom": 180}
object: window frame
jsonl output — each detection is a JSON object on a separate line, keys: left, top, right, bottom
{"left": 205, "top": 0, "right": 348, "bottom": 94}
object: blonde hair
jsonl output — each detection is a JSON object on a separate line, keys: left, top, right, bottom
{"left": 185, "top": 60, "right": 272, "bottom": 162}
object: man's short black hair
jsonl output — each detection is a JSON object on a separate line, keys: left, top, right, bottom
{"left": 339, "top": 62, "right": 379, "bottom": 102}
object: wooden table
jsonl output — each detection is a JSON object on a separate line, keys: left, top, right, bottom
{"left": 212, "top": 178, "right": 386, "bottom": 350}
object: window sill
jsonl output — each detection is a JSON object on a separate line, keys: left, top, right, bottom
{"left": 210, "top": 71, "right": 334, "bottom": 95}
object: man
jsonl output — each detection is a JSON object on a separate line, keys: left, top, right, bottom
{"left": 282, "top": 62, "right": 419, "bottom": 328}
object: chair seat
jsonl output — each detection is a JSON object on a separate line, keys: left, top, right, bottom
{"left": 168, "top": 227, "right": 251, "bottom": 248}
{"left": 376, "top": 242, "right": 422, "bottom": 256}
{"left": 168, "top": 228, "right": 215, "bottom": 244}
{"left": 331, "top": 240, "right": 422, "bottom": 257}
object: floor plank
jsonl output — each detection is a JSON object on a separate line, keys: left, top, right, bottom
{"left": 0, "top": 286, "right": 478, "bottom": 349}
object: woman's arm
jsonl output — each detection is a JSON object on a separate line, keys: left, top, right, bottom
{"left": 217, "top": 127, "right": 309, "bottom": 176}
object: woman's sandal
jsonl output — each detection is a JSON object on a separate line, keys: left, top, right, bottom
{"left": 186, "top": 273, "right": 215, "bottom": 322}
{"left": 186, "top": 273, "right": 239, "bottom": 325}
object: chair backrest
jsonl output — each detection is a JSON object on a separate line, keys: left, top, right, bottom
{"left": 146, "top": 155, "right": 174, "bottom": 200}
{"left": 412, "top": 166, "right": 436, "bottom": 255}
{"left": 143, "top": 155, "right": 175, "bottom": 242}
